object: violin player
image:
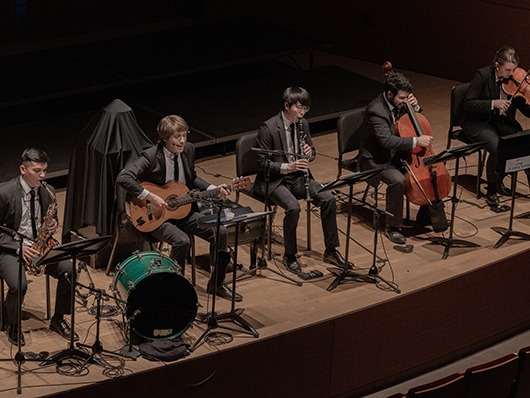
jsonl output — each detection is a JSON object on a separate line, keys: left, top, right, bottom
{"left": 359, "top": 72, "right": 433, "bottom": 244}
{"left": 462, "top": 46, "right": 530, "bottom": 208}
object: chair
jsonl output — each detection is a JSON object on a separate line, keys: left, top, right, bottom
{"left": 235, "top": 132, "right": 311, "bottom": 259}
{"left": 337, "top": 107, "right": 365, "bottom": 178}
{"left": 0, "top": 274, "right": 51, "bottom": 331}
{"left": 463, "top": 353, "right": 519, "bottom": 398}
{"left": 406, "top": 372, "right": 465, "bottom": 398}
{"left": 446, "top": 82, "right": 487, "bottom": 199}
{"left": 510, "top": 345, "right": 530, "bottom": 398}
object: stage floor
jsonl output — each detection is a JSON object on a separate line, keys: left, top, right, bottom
{"left": 2, "top": 55, "right": 530, "bottom": 397}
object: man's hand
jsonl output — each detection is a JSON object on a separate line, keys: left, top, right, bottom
{"left": 286, "top": 159, "right": 309, "bottom": 173}
{"left": 303, "top": 144, "right": 312, "bottom": 157}
{"left": 493, "top": 99, "right": 511, "bottom": 113}
{"left": 407, "top": 93, "right": 419, "bottom": 109}
{"left": 146, "top": 192, "right": 167, "bottom": 208}
{"left": 216, "top": 184, "right": 230, "bottom": 198}
{"left": 47, "top": 219, "right": 59, "bottom": 235}
{"left": 417, "top": 135, "right": 433, "bottom": 147}
{"left": 22, "top": 244, "right": 40, "bottom": 265}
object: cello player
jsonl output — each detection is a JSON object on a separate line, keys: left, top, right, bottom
{"left": 359, "top": 72, "right": 433, "bottom": 244}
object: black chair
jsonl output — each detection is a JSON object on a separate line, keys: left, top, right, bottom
{"left": 235, "top": 132, "right": 311, "bottom": 259}
{"left": 337, "top": 107, "right": 365, "bottom": 178}
{"left": 406, "top": 372, "right": 465, "bottom": 398}
{"left": 463, "top": 353, "right": 519, "bottom": 398}
{"left": 446, "top": 82, "right": 486, "bottom": 199}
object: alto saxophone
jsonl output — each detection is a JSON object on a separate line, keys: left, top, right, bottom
{"left": 26, "top": 182, "right": 60, "bottom": 276}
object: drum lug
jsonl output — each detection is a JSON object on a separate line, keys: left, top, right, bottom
{"left": 127, "top": 281, "right": 136, "bottom": 290}
{"left": 147, "top": 268, "right": 155, "bottom": 275}
{"left": 133, "top": 250, "right": 142, "bottom": 260}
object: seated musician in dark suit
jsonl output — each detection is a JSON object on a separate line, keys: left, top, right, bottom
{"left": 117, "top": 115, "right": 241, "bottom": 301}
{"left": 254, "top": 86, "right": 351, "bottom": 274}
{"left": 359, "top": 73, "right": 433, "bottom": 244}
{"left": 462, "top": 46, "right": 530, "bottom": 207}
{"left": 0, "top": 148, "right": 77, "bottom": 346}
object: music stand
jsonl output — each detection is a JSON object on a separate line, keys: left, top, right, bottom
{"left": 200, "top": 212, "right": 267, "bottom": 337}
{"left": 318, "top": 169, "right": 384, "bottom": 291}
{"left": 491, "top": 130, "right": 530, "bottom": 248}
{"left": 37, "top": 235, "right": 112, "bottom": 367}
{"left": 423, "top": 142, "right": 487, "bottom": 259}
{"left": 191, "top": 210, "right": 260, "bottom": 351}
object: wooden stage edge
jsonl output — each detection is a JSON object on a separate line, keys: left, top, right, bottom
{"left": 49, "top": 246, "right": 530, "bottom": 398}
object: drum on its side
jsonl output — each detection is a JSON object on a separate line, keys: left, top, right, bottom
{"left": 112, "top": 251, "right": 198, "bottom": 339}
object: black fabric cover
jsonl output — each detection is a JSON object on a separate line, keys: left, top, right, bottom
{"left": 62, "top": 99, "right": 152, "bottom": 241}
{"left": 139, "top": 337, "right": 190, "bottom": 362}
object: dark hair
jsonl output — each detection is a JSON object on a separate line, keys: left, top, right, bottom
{"left": 384, "top": 73, "right": 413, "bottom": 96}
{"left": 282, "top": 86, "right": 311, "bottom": 108}
{"left": 494, "top": 46, "right": 519, "bottom": 66}
{"left": 21, "top": 147, "right": 48, "bottom": 164}
{"left": 157, "top": 115, "right": 189, "bottom": 141}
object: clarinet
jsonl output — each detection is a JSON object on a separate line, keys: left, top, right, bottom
{"left": 298, "top": 119, "right": 312, "bottom": 202}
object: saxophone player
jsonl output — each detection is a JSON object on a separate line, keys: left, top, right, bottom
{"left": 0, "top": 148, "right": 78, "bottom": 346}
{"left": 254, "top": 86, "right": 352, "bottom": 274}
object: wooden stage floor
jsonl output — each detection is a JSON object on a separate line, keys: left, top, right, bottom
{"left": 2, "top": 55, "right": 530, "bottom": 397}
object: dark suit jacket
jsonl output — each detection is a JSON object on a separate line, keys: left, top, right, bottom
{"left": 117, "top": 141, "right": 210, "bottom": 198}
{"left": 254, "top": 112, "right": 315, "bottom": 196}
{"left": 0, "top": 177, "right": 55, "bottom": 254}
{"left": 358, "top": 93, "right": 414, "bottom": 183}
{"left": 461, "top": 65, "right": 530, "bottom": 136}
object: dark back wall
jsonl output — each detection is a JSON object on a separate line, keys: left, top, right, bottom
{"left": 201, "top": 0, "right": 530, "bottom": 83}
{"left": 3, "top": 1, "right": 529, "bottom": 83}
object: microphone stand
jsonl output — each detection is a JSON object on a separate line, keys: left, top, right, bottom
{"left": 76, "top": 283, "right": 119, "bottom": 370}
{"left": 0, "top": 225, "right": 46, "bottom": 394}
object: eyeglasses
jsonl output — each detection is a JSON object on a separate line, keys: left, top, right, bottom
{"left": 294, "top": 103, "right": 310, "bottom": 112}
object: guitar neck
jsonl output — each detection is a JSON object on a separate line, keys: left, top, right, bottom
{"left": 167, "top": 184, "right": 232, "bottom": 208}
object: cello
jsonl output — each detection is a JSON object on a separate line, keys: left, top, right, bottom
{"left": 382, "top": 62, "right": 452, "bottom": 208}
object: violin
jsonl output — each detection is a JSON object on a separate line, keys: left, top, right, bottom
{"left": 502, "top": 67, "right": 530, "bottom": 105}
{"left": 382, "top": 62, "right": 451, "bottom": 206}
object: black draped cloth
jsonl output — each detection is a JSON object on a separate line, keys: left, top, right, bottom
{"left": 62, "top": 99, "right": 152, "bottom": 242}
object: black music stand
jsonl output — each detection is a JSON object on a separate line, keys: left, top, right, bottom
{"left": 491, "top": 130, "right": 530, "bottom": 248}
{"left": 200, "top": 212, "right": 268, "bottom": 337}
{"left": 423, "top": 142, "right": 487, "bottom": 259}
{"left": 191, "top": 208, "right": 259, "bottom": 351}
{"left": 318, "top": 169, "right": 385, "bottom": 291}
{"left": 37, "top": 235, "right": 112, "bottom": 367}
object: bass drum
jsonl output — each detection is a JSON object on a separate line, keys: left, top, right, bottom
{"left": 112, "top": 251, "right": 198, "bottom": 339}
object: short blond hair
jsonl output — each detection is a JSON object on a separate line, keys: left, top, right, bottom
{"left": 157, "top": 115, "right": 189, "bottom": 141}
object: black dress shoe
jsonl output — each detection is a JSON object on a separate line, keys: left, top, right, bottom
{"left": 207, "top": 283, "right": 243, "bottom": 302}
{"left": 50, "top": 318, "right": 79, "bottom": 342}
{"left": 283, "top": 255, "right": 301, "bottom": 274}
{"left": 323, "top": 249, "right": 353, "bottom": 269}
{"left": 7, "top": 325, "right": 25, "bottom": 346}
{"left": 496, "top": 183, "right": 512, "bottom": 196}
{"left": 386, "top": 228, "right": 406, "bottom": 244}
{"left": 486, "top": 193, "right": 500, "bottom": 206}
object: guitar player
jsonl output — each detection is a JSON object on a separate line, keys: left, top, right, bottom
{"left": 117, "top": 115, "right": 242, "bottom": 302}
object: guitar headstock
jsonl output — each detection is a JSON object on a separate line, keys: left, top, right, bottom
{"left": 231, "top": 176, "right": 251, "bottom": 192}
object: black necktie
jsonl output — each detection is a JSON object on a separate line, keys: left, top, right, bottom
{"left": 174, "top": 154, "right": 180, "bottom": 182}
{"left": 290, "top": 123, "right": 296, "bottom": 144}
{"left": 29, "top": 189, "right": 38, "bottom": 239}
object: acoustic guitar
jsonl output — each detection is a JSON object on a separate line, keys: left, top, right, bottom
{"left": 126, "top": 177, "right": 251, "bottom": 233}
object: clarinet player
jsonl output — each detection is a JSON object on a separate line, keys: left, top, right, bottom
{"left": 254, "top": 86, "right": 352, "bottom": 275}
